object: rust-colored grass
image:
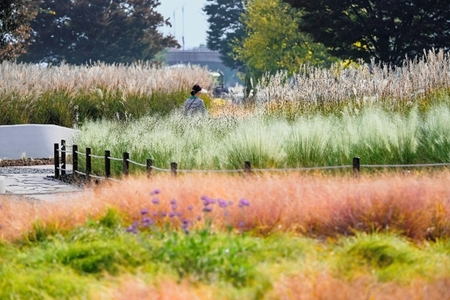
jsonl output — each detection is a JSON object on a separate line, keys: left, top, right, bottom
{"left": 89, "top": 272, "right": 450, "bottom": 300}
{"left": 1, "top": 171, "right": 450, "bottom": 242}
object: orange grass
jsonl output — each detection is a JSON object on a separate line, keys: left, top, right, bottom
{"left": 91, "top": 272, "right": 450, "bottom": 300}
{"left": 269, "top": 272, "right": 450, "bottom": 300}
{"left": 1, "top": 171, "right": 450, "bottom": 242}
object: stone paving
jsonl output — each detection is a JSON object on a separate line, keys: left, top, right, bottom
{"left": 0, "top": 166, "right": 90, "bottom": 202}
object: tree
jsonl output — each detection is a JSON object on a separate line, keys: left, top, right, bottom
{"left": 19, "top": 0, "right": 179, "bottom": 65}
{"left": 0, "top": 0, "right": 37, "bottom": 62}
{"left": 283, "top": 0, "right": 450, "bottom": 66}
{"left": 203, "top": 0, "right": 247, "bottom": 70}
{"left": 234, "top": 0, "right": 335, "bottom": 79}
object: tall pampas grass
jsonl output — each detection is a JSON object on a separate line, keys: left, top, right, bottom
{"left": 255, "top": 49, "right": 450, "bottom": 113}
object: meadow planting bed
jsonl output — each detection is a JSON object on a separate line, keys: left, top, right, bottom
{"left": 0, "top": 172, "right": 450, "bottom": 299}
{"left": 1, "top": 51, "right": 450, "bottom": 299}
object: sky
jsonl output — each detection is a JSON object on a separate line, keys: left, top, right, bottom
{"left": 156, "top": 0, "right": 209, "bottom": 50}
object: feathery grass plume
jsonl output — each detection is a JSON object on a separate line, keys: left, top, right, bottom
{"left": 255, "top": 49, "right": 450, "bottom": 115}
{"left": 75, "top": 103, "right": 450, "bottom": 176}
{"left": 0, "top": 61, "right": 213, "bottom": 126}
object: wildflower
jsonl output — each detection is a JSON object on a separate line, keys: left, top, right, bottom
{"left": 153, "top": 211, "right": 159, "bottom": 217}
{"left": 151, "top": 198, "right": 160, "bottom": 205}
{"left": 171, "top": 204, "right": 177, "bottom": 211}
{"left": 203, "top": 206, "right": 213, "bottom": 213}
{"left": 201, "top": 195, "right": 216, "bottom": 206}
{"left": 126, "top": 221, "right": 139, "bottom": 234}
{"left": 141, "top": 208, "right": 149, "bottom": 215}
{"left": 142, "top": 217, "right": 154, "bottom": 226}
{"left": 238, "top": 198, "right": 250, "bottom": 207}
{"left": 170, "top": 199, "right": 177, "bottom": 205}
{"left": 161, "top": 212, "right": 167, "bottom": 217}
{"left": 197, "top": 216, "right": 202, "bottom": 221}
{"left": 187, "top": 205, "right": 194, "bottom": 211}
{"left": 218, "top": 198, "right": 228, "bottom": 208}
{"left": 150, "top": 189, "right": 161, "bottom": 195}
{"left": 169, "top": 212, "right": 176, "bottom": 218}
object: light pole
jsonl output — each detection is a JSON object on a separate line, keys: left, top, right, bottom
{"left": 182, "top": 3, "right": 186, "bottom": 51}
{"left": 172, "top": 7, "right": 178, "bottom": 38}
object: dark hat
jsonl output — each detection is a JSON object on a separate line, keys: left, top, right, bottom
{"left": 192, "top": 84, "right": 208, "bottom": 94}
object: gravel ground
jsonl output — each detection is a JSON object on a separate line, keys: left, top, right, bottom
{"left": 0, "top": 158, "right": 54, "bottom": 175}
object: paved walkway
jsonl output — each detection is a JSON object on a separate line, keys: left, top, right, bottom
{"left": 0, "top": 165, "right": 91, "bottom": 202}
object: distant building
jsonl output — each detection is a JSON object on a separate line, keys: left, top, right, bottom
{"left": 165, "top": 47, "right": 241, "bottom": 86}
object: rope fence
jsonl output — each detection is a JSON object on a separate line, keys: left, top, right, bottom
{"left": 53, "top": 140, "right": 450, "bottom": 183}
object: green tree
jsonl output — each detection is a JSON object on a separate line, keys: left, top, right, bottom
{"left": 203, "top": 0, "right": 246, "bottom": 70}
{"left": 283, "top": 0, "right": 450, "bottom": 65}
{"left": 19, "top": 0, "right": 179, "bottom": 65}
{"left": 0, "top": 0, "right": 37, "bottom": 62}
{"left": 234, "top": 0, "right": 335, "bottom": 79}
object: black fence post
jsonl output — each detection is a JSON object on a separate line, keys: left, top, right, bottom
{"left": 353, "top": 157, "right": 360, "bottom": 178}
{"left": 171, "top": 162, "right": 177, "bottom": 177}
{"left": 86, "top": 148, "right": 91, "bottom": 181}
{"left": 244, "top": 161, "right": 252, "bottom": 176}
{"left": 61, "top": 139, "right": 66, "bottom": 176}
{"left": 146, "top": 158, "right": 153, "bottom": 178}
{"left": 105, "top": 150, "right": 111, "bottom": 178}
{"left": 123, "top": 152, "right": 130, "bottom": 177}
{"left": 54, "top": 143, "right": 60, "bottom": 179}
{"left": 72, "top": 145, "right": 78, "bottom": 181}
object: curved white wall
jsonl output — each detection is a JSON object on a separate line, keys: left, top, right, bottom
{"left": 0, "top": 125, "right": 79, "bottom": 159}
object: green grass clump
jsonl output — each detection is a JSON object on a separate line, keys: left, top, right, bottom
{"left": 74, "top": 103, "right": 450, "bottom": 177}
{"left": 1, "top": 211, "right": 450, "bottom": 299}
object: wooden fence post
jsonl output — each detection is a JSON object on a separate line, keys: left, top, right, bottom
{"left": 54, "top": 143, "right": 59, "bottom": 179}
{"left": 105, "top": 150, "right": 111, "bottom": 178}
{"left": 61, "top": 139, "right": 66, "bottom": 176}
{"left": 146, "top": 158, "right": 153, "bottom": 178}
{"left": 244, "top": 161, "right": 252, "bottom": 176}
{"left": 123, "top": 152, "right": 130, "bottom": 177}
{"left": 86, "top": 148, "right": 91, "bottom": 181}
{"left": 72, "top": 145, "right": 78, "bottom": 181}
{"left": 171, "top": 162, "right": 177, "bottom": 177}
{"left": 353, "top": 157, "right": 360, "bottom": 178}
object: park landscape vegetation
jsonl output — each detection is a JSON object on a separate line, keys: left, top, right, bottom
{"left": 1, "top": 50, "right": 450, "bottom": 299}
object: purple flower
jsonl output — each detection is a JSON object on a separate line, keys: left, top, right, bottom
{"left": 170, "top": 199, "right": 177, "bottom": 205}
{"left": 161, "top": 212, "right": 167, "bottom": 217}
{"left": 177, "top": 211, "right": 183, "bottom": 217}
{"left": 153, "top": 211, "right": 159, "bottom": 217}
{"left": 150, "top": 189, "right": 161, "bottom": 195}
{"left": 187, "top": 205, "right": 194, "bottom": 211}
{"left": 151, "top": 198, "right": 160, "bottom": 205}
{"left": 169, "top": 212, "right": 176, "bottom": 218}
{"left": 238, "top": 198, "right": 250, "bottom": 207}
{"left": 171, "top": 204, "right": 177, "bottom": 211}
{"left": 126, "top": 221, "right": 139, "bottom": 234}
{"left": 218, "top": 198, "right": 228, "bottom": 208}
{"left": 203, "top": 206, "right": 213, "bottom": 213}
{"left": 142, "top": 217, "right": 154, "bottom": 226}
{"left": 141, "top": 208, "right": 149, "bottom": 215}
{"left": 197, "top": 216, "right": 202, "bottom": 221}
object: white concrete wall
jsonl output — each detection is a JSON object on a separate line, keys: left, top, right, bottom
{"left": 0, "top": 124, "right": 79, "bottom": 159}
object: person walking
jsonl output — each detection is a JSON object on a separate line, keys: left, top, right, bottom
{"left": 184, "top": 84, "right": 208, "bottom": 116}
